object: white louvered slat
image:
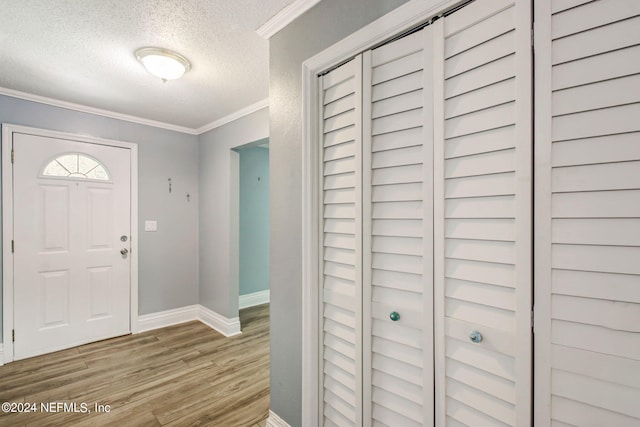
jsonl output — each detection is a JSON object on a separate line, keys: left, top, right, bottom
{"left": 372, "top": 127, "right": 422, "bottom": 152}
{"left": 445, "top": 125, "right": 515, "bottom": 159}
{"left": 552, "top": 15, "right": 640, "bottom": 65}
{"left": 372, "top": 165, "right": 422, "bottom": 186}
{"left": 446, "top": 172, "right": 516, "bottom": 199}
{"left": 446, "top": 337, "right": 515, "bottom": 382}
{"left": 371, "top": 236, "right": 422, "bottom": 256}
{"left": 321, "top": 58, "right": 362, "bottom": 427}
{"left": 435, "top": 1, "right": 531, "bottom": 425}
{"left": 445, "top": 218, "right": 515, "bottom": 241}
{"left": 446, "top": 398, "right": 510, "bottom": 427}
{"left": 553, "top": 74, "right": 640, "bottom": 116}
{"left": 445, "top": 278, "right": 515, "bottom": 311}
{"left": 551, "top": 395, "right": 640, "bottom": 427}
{"left": 552, "top": 345, "right": 640, "bottom": 390}
{"left": 372, "top": 370, "right": 422, "bottom": 405}
{"left": 552, "top": 269, "right": 640, "bottom": 303}
{"left": 551, "top": 0, "right": 640, "bottom": 39}
{"left": 536, "top": 3, "right": 640, "bottom": 416}
{"left": 552, "top": 132, "right": 640, "bottom": 167}
{"left": 552, "top": 44, "right": 640, "bottom": 91}
{"left": 552, "top": 370, "right": 640, "bottom": 420}
{"left": 445, "top": 54, "right": 515, "bottom": 99}
{"left": 552, "top": 218, "right": 640, "bottom": 246}
{"left": 552, "top": 161, "right": 640, "bottom": 192}
{"left": 446, "top": 358, "right": 516, "bottom": 405}
{"left": 553, "top": 320, "right": 640, "bottom": 361}
{"left": 445, "top": 78, "right": 515, "bottom": 119}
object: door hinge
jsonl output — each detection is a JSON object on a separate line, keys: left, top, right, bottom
{"left": 11, "top": 240, "right": 14, "bottom": 253}
{"left": 11, "top": 149, "right": 14, "bottom": 164}
{"left": 12, "top": 329, "right": 15, "bottom": 342}
{"left": 531, "top": 26, "right": 534, "bottom": 48}
{"left": 531, "top": 305, "right": 535, "bottom": 333}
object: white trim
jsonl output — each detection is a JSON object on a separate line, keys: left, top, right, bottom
{"left": 0, "top": 344, "right": 4, "bottom": 366}
{"left": 135, "top": 304, "right": 242, "bottom": 337}
{"left": 198, "top": 305, "right": 242, "bottom": 337}
{"left": 513, "top": 2, "right": 534, "bottom": 425}
{"left": 431, "top": 17, "right": 447, "bottom": 426}
{"left": 2, "top": 125, "right": 14, "bottom": 365}
{"left": 0, "top": 87, "right": 269, "bottom": 137}
{"left": 255, "top": 0, "right": 322, "bottom": 39}
{"left": 195, "top": 98, "right": 269, "bottom": 135}
{"left": 239, "top": 290, "right": 270, "bottom": 309}
{"left": 266, "top": 410, "right": 292, "bottom": 427}
{"left": 1, "top": 123, "right": 139, "bottom": 364}
{"left": 301, "top": 1, "right": 465, "bottom": 424}
{"left": 0, "top": 87, "right": 197, "bottom": 135}
{"left": 137, "top": 305, "right": 200, "bottom": 333}
{"left": 533, "top": 1, "right": 553, "bottom": 425}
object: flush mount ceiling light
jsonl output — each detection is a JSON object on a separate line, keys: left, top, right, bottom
{"left": 135, "top": 47, "right": 191, "bottom": 81}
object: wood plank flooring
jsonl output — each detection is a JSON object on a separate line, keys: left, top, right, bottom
{"left": 0, "top": 304, "right": 270, "bottom": 427}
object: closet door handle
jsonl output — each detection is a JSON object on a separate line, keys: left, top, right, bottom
{"left": 389, "top": 311, "right": 400, "bottom": 322}
{"left": 469, "top": 331, "right": 483, "bottom": 343}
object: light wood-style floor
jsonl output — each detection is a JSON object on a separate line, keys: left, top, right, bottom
{"left": 0, "top": 304, "right": 270, "bottom": 427}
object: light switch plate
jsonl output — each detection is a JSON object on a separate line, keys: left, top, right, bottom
{"left": 145, "top": 220, "right": 158, "bottom": 232}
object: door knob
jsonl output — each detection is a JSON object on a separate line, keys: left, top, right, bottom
{"left": 469, "top": 330, "right": 483, "bottom": 343}
{"left": 389, "top": 311, "right": 400, "bottom": 322}
{"left": 120, "top": 248, "right": 129, "bottom": 256}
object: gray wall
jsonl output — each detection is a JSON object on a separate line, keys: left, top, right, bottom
{"left": 268, "top": 0, "right": 409, "bottom": 424}
{"left": 239, "top": 144, "right": 270, "bottom": 296}
{"left": 198, "top": 108, "right": 269, "bottom": 318}
{"left": 0, "top": 94, "right": 200, "bottom": 342}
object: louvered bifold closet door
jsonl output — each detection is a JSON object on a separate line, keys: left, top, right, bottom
{"left": 433, "top": 0, "right": 532, "bottom": 426}
{"left": 534, "top": 1, "right": 640, "bottom": 426}
{"left": 362, "top": 27, "right": 434, "bottom": 427}
{"left": 320, "top": 57, "right": 363, "bottom": 427}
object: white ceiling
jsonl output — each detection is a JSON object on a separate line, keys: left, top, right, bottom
{"left": 0, "top": 0, "right": 297, "bottom": 132}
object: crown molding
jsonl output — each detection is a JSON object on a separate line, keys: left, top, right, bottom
{"left": 0, "top": 86, "right": 198, "bottom": 135}
{"left": 0, "top": 87, "right": 268, "bottom": 136}
{"left": 256, "top": 0, "right": 322, "bottom": 39}
{"left": 195, "top": 98, "right": 269, "bottom": 135}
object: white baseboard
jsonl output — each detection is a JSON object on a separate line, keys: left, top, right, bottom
{"left": 266, "top": 410, "right": 291, "bottom": 427}
{"left": 199, "top": 305, "right": 241, "bottom": 337}
{"left": 239, "top": 289, "right": 270, "bottom": 309}
{"left": 137, "top": 305, "right": 199, "bottom": 333}
{"left": 0, "top": 343, "right": 4, "bottom": 366}
{"left": 137, "top": 304, "right": 241, "bottom": 337}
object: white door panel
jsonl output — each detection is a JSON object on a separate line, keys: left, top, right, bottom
{"left": 13, "top": 133, "right": 131, "bottom": 360}
{"left": 434, "top": 0, "right": 532, "bottom": 425}
{"left": 535, "top": 1, "right": 640, "bottom": 425}
{"left": 320, "top": 57, "right": 363, "bottom": 427}
{"left": 362, "top": 25, "right": 435, "bottom": 427}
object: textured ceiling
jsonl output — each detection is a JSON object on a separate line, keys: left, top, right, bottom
{"left": 0, "top": 0, "right": 295, "bottom": 131}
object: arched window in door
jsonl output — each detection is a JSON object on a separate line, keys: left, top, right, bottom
{"left": 41, "top": 153, "right": 111, "bottom": 181}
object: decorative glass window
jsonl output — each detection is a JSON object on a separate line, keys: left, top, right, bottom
{"left": 41, "top": 153, "right": 110, "bottom": 181}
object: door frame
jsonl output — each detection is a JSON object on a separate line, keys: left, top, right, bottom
{"left": 2, "top": 123, "right": 139, "bottom": 364}
{"left": 301, "top": 1, "right": 474, "bottom": 424}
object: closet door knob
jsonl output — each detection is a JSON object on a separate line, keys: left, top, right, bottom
{"left": 469, "top": 331, "right": 483, "bottom": 343}
{"left": 389, "top": 311, "right": 400, "bottom": 322}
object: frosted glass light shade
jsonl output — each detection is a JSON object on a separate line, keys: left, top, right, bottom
{"left": 135, "top": 47, "right": 191, "bottom": 81}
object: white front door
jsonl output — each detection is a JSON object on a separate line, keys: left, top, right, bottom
{"left": 12, "top": 132, "right": 131, "bottom": 360}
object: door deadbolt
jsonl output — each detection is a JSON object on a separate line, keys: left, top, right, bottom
{"left": 120, "top": 235, "right": 128, "bottom": 242}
